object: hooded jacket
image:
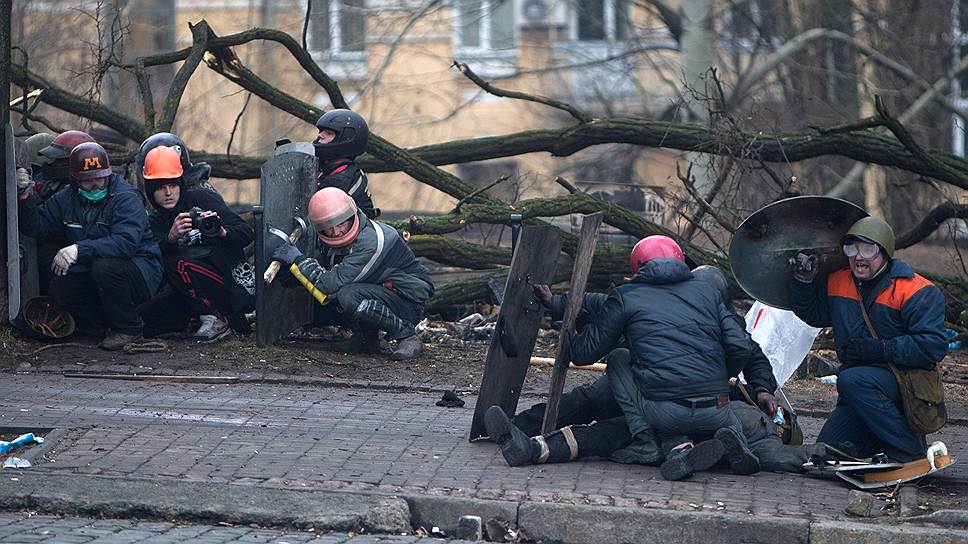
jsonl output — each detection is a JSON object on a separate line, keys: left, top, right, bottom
{"left": 789, "top": 259, "right": 947, "bottom": 370}
{"left": 18, "top": 173, "right": 162, "bottom": 293}
{"left": 569, "top": 258, "right": 752, "bottom": 400}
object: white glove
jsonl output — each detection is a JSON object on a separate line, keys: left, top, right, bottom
{"left": 16, "top": 168, "right": 34, "bottom": 195}
{"left": 51, "top": 244, "right": 79, "bottom": 276}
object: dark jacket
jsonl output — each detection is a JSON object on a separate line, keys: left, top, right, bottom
{"left": 318, "top": 160, "right": 378, "bottom": 219}
{"left": 147, "top": 186, "right": 255, "bottom": 312}
{"left": 18, "top": 173, "right": 162, "bottom": 293}
{"left": 789, "top": 259, "right": 947, "bottom": 370}
{"left": 569, "top": 258, "right": 748, "bottom": 401}
{"left": 556, "top": 290, "right": 777, "bottom": 395}
{"left": 294, "top": 215, "right": 434, "bottom": 304}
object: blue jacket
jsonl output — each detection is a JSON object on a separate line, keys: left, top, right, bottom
{"left": 19, "top": 174, "right": 163, "bottom": 293}
{"left": 570, "top": 258, "right": 752, "bottom": 400}
{"left": 789, "top": 259, "right": 947, "bottom": 370}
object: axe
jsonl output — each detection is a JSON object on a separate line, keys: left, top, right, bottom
{"left": 263, "top": 216, "right": 308, "bottom": 284}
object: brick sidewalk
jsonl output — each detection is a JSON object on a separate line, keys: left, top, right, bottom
{"left": 0, "top": 374, "right": 964, "bottom": 521}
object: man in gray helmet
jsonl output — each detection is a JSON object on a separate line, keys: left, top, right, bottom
{"left": 790, "top": 216, "right": 947, "bottom": 462}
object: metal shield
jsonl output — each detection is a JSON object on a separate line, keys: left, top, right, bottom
{"left": 255, "top": 150, "right": 317, "bottom": 346}
{"left": 728, "top": 196, "right": 868, "bottom": 309}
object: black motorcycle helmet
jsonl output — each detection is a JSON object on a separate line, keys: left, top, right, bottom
{"left": 314, "top": 109, "right": 369, "bottom": 161}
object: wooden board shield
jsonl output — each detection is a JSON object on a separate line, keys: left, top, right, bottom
{"left": 470, "top": 225, "right": 562, "bottom": 441}
{"left": 255, "top": 149, "right": 317, "bottom": 347}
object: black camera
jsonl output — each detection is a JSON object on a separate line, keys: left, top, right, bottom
{"left": 189, "top": 206, "right": 222, "bottom": 237}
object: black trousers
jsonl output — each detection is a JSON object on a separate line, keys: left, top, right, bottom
{"left": 49, "top": 257, "right": 150, "bottom": 335}
{"left": 139, "top": 254, "right": 254, "bottom": 337}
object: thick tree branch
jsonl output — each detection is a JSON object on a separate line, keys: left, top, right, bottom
{"left": 896, "top": 202, "right": 968, "bottom": 249}
{"left": 134, "top": 25, "right": 348, "bottom": 109}
{"left": 158, "top": 20, "right": 210, "bottom": 132}
{"left": 132, "top": 58, "right": 156, "bottom": 133}
{"left": 10, "top": 62, "right": 147, "bottom": 141}
{"left": 873, "top": 95, "right": 958, "bottom": 183}
{"left": 454, "top": 61, "right": 592, "bottom": 123}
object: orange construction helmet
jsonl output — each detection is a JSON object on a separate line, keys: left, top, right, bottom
{"left": 309, "top": 187, "right": 361, "bottom": 248}
{"left": 142, "top": 145, "right": 185, "bottom": 179}
{"left": 629, "top": 235, "right": 685, "bottom": 273}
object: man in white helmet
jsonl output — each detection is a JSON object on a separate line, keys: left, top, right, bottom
{"left": 270, "top": 187, "right": 434, "bottom": 361}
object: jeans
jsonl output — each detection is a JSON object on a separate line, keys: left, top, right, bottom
{"left": 513, "top": 374, "right": 623, "bottom": 437}
{"left": 607, "top": 348, "right": 746, "bottom": 455}
{"left": 817, "top": 365, "right": 926, "bottom": 462}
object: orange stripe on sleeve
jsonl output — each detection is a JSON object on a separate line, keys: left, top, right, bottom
{"left": 874, "top": 274, "right": 934, "bottom": 311}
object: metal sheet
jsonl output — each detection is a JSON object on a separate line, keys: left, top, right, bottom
{"left": 729, "top": 196, "right": 868, "bottom": 309}
{"left": 255, "top": 151, "right": 317, "bottom": 346}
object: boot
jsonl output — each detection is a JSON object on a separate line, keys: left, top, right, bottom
{"left": 98, "top": 330, "right": 143, "bottom": 351}
{"left": 715, "top": 427, "right": 761, "bottom": 475}
{"left": 390, "top": 334, "right": 423, "bottom": 361}
{"left": 485, "top": 406, "right": 538, "bottom": 466}
{"left": 659, "top": 439, "right": 725, "bottom": 481}
{"left": 332, "top": 326, "right": 381, "bottom": 354}
{"left": 609, "top": 431, "right": 663, "bottom": 465}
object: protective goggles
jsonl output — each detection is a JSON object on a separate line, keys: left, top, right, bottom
{"left": 842, "top": 241, "right": 879, "bottom": 259}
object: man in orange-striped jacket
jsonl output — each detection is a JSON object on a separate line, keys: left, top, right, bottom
{"left": 789, "top": 216, "right": 947, "bottom": 462}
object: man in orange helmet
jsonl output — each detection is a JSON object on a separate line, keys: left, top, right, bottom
{"left": 269, "top": 187, "right": 433, "bottom": 361}
{"left": 17, "top": 142, "right": 162, "bottom": 350}
{"left": 135, "top": 146, "right": 255, "bottom": 341}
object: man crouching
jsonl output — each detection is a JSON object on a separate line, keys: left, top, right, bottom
{"left": 270, "top": 187, "right": 434, "bottom": 361}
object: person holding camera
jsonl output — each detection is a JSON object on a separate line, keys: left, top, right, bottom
{"left": 136, "top": 145, "right": 255, "bottom": 341}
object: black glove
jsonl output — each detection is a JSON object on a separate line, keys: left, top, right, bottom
{"left": 792, "top": 252, "right": 819, "bottom": 283}
{"left": 841, "top": 338, "right": 888, "bottom": 365}
{"left": 270, "top": 241, "right": 304, "bottom": 266}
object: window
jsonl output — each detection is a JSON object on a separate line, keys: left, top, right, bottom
{"left": 574, "top": 0, "right": 628, "bottom": 42}
{"left": 309, "top": 0, "right": 366, "bottom": 54}
{"left": 455, "top": 0, "right": 515, "bottom": 50}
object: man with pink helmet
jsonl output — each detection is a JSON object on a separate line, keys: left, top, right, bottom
{"left": 270, "top": 187, "right": 434, "bottom": 361}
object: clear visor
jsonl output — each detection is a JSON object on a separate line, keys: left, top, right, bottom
{"left": 316, "top": 216, "right": 354, "bottom": 237}
{"left": 843, "top": 241, "right": 879, "bottom": 259}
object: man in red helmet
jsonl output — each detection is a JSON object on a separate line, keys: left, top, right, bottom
{"left": 16, "top": 130, "right": 97, "bottom": 294}
{"left": 270, "top": 187, "right": 434, "bottom": 361}
{"left": 486, "top": 235, "right": 762, "bottom": 480}
{"left": 17, "top": 142, "right": 162, "bottom": 350}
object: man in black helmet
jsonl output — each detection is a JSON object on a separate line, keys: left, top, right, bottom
{"left": 17, "top": 142, "right": 163, "bottom": 350}
{"left": 790, "top": 216, "right": 947, "bottom": 462}
{"left": 314, "top": 109, "right": 378, "bottom": 219}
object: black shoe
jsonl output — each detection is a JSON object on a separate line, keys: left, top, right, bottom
{"left": 715, "top": 427, "right": 761, "bottom": 475}
{"left": 98, "top": 331, "right": 143, "bottom": 351}
{"left": 484, "top": 406, "right": 536, "bottom": 467}
{"left": 659, "top": 439, "right": 725, "bottom": 481}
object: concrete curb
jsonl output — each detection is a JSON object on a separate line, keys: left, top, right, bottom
{"left": 0, "top": 472, "right": 410, "bottom": 534}
{"left": 403, "top": 494, "right": 517, "bottom": 536}
{"left": 811, "top": 520, "right": 968, "bottom": 543}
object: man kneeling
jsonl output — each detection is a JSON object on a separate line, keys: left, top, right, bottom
{"left": 271, "top": 188, "right": 434, "bottom": 361}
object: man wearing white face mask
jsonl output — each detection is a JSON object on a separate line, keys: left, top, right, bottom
{"left": 17, "top": 142, "right": 162, "bottom": 350}
{"left": 789, "top": 216, "right": 947, "bottom": 462}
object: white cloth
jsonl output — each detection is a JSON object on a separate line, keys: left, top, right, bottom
{"left": 744, "top": 301, "right": 821, "bottom": 387}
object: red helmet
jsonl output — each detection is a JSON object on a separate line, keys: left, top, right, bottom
{"left": 629, "top": 235, "right": 684, "bottom": 273}
{"left": 69, "top": 142, "right": 112, "bottom": 181}
{"left": 309, "top": 187, "right": 361, "bottom": 248}
{"left": 39, "top": 130, "right": 96, "bottom": 161}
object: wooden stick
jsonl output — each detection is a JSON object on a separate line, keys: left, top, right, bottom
{"left": 264, "top": 227, "right": 303, "bottom": 284}
{"left": 541, "top": 212, "right": 603, "bottom": 434}
{"left": 529, "top": 356, "right": 605, "bottom": 372}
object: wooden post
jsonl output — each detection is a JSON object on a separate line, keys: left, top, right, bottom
{"left": 469, "top": 225, "right": 561, "bottom": 441}
{"left": 540, "top": 212, "right": 603, "bottom": 434}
